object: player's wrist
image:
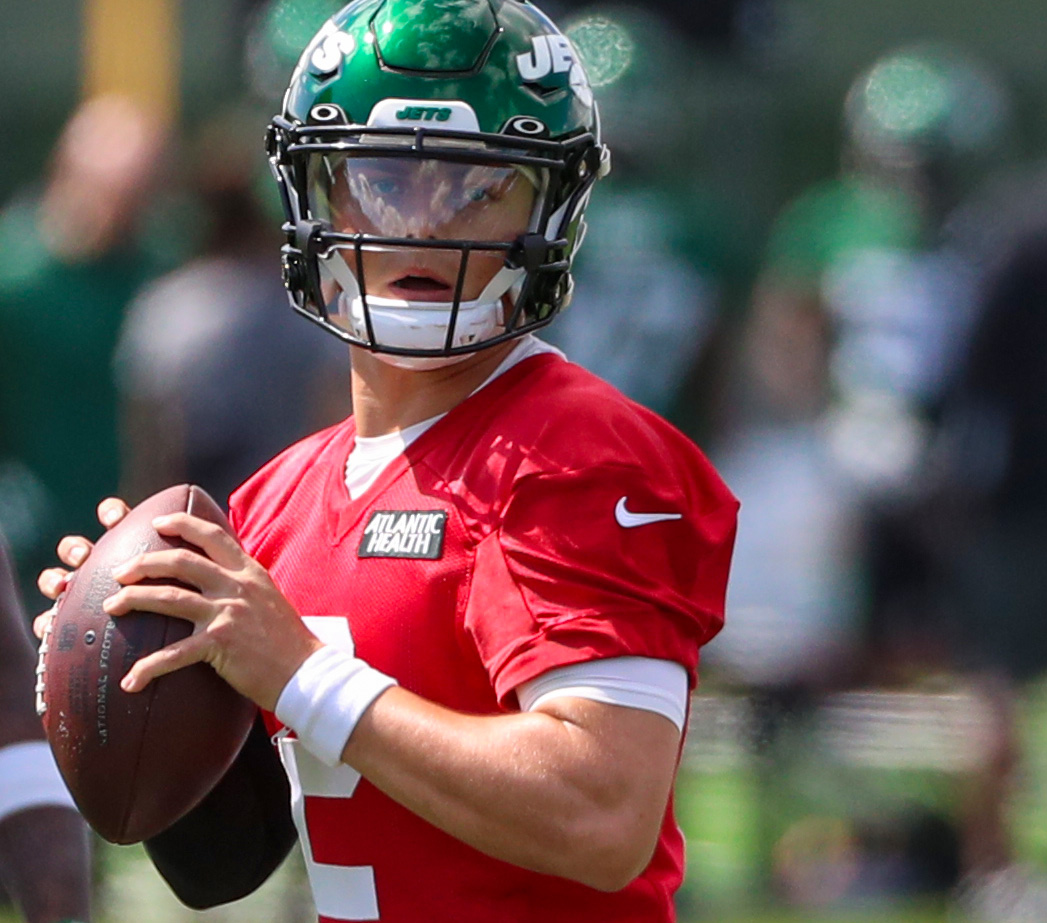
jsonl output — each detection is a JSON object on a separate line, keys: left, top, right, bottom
{"left": 274, "top": 645, "right": 397, "bottom": 766}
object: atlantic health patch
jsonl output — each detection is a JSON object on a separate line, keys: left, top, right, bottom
{"left": 358, "top": 510, "right": 447, "bottom": 559}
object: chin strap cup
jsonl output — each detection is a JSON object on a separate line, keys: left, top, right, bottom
{"left": 295, "top": 220, "right": 323, "bottom": 256}
{"left": 506, "top": 233, "right": 550, "bottom": 273}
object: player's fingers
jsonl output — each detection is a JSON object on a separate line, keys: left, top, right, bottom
{"left": 98, "top": 497, "right": 132, "bottom": 529}
{"left": 102, "top": 583, "right": 214, "bottom": 623}
{"left": 120, "top": 632, "right": 210, "bottom": 693}
{"left": 112, "top": 548, "right": 234, "bottom": 596}
{"left": 151, "top": 513, "right": 245, "bottom": 570}
{"left": 32, "top": 605, "right": 57, "bottom": 640}
{"left": 37, "top": 566, "right": 71, "bottom": 600}
{"left": 56, "top": 536, "right": 93, "bottom": 569}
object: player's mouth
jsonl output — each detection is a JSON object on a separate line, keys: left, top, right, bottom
{"left": 387, "top": 272, "right": 456, "bottom": 302}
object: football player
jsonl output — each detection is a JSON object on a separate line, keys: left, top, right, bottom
{"left": 37, "top": 1, "right": 738, "bottom": 920}
{"left": 0, "top": 537, "right": 91, "bottom": 923}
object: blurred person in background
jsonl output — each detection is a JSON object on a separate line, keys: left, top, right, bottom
{"left": 833, "top": 46, "right": 1013, "bottom": 684}
{"left": 703, "top": 43, "right": 1011, "bottom": 910}
{"left": 842, "top": 50, "right": 1047, "bottom": 922}
{"left": 114, "top": 106, "right": 351, "bottom": 508}
{"left": 0, "top": 534, "right": 91, "bottom": 923}
{"left": 890, "top": 165, "right": 1047, "bottom": 922}
{"left": 0, "top": 95, "right": 170, "bottom": 607}
{"left": 543, "top": 4, "right": 723, "bottom": 425}
{"left": 716, "top": 43, "right": 1011, "bottom": 686}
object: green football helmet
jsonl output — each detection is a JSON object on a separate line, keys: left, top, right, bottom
{"left": 267, "top": 0, "right": 610, "bottom": 365}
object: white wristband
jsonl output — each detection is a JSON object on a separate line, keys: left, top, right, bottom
{"left": 0, "top": 740, "right": 75, "bottom": 823}
{"left": 275, "top": 646, "right": 397, "bottom": 766}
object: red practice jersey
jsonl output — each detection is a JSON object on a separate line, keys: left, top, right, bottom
{"left": 229, "top": 352, "right": 738, "bottom": 923}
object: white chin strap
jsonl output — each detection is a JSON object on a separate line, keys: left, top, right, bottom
{"left": 322, "top": 249, "right": 523, "bottom": 367}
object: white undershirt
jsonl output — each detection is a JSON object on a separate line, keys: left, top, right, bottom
{"left": 344, "top": 335, "right": 689, "bottom": 732}
{"left": 516, "top": 657, "right": 689, "bottom": 732}
{"left": 344, "top": 417, "right": 437, "bottom": 502}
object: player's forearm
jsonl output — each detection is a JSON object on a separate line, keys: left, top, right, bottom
{"left": 341, "top": 687, "right": 672, "bottom": 891}
{"left": 0, "top": 806, "right": 92, "bottom": 923}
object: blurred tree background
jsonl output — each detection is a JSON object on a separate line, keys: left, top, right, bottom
{"left": 6, "top": 0, "right": 1047, "bottom": 246}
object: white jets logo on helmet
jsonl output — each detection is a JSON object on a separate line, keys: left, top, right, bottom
{"left": 516, "top": 35, "right": 594, "bottom": 108}
{"left": 516, "top": 34, "right": 574, "bottom": 81}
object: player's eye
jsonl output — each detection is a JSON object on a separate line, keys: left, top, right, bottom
{"left": 464, "top": 177, "right": 512, "bottom": 205}
{"left": 371, "top": 177, "right": 401, "bottom": 197}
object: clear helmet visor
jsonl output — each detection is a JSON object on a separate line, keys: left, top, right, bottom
{"left": 303, "top": 154, "right": 546, "bottom": 357}
{"left": 309, "top": 154, "right": 540, "bottom": 241}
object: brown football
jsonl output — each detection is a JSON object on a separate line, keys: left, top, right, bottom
{"left": 38, "top": 484, "right": 256, "bottom": 844}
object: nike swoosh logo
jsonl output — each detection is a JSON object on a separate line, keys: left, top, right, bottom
{"left": 614, "top": 497, "right": 683, "bottom": 528}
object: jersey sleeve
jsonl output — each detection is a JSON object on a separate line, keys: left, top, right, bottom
{"left": 463, "top": 462, "right": 737, "bottom": 706}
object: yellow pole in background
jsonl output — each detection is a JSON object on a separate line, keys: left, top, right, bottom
{"left": 82, "top": 0, "right": 180, "bottom": 124}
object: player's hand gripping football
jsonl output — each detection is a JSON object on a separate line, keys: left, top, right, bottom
{"left": 37, "top": 497, "right": 324, "bottom": 711}
{"left": 35, "top": 497, "right": 131, "bottom": 632}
